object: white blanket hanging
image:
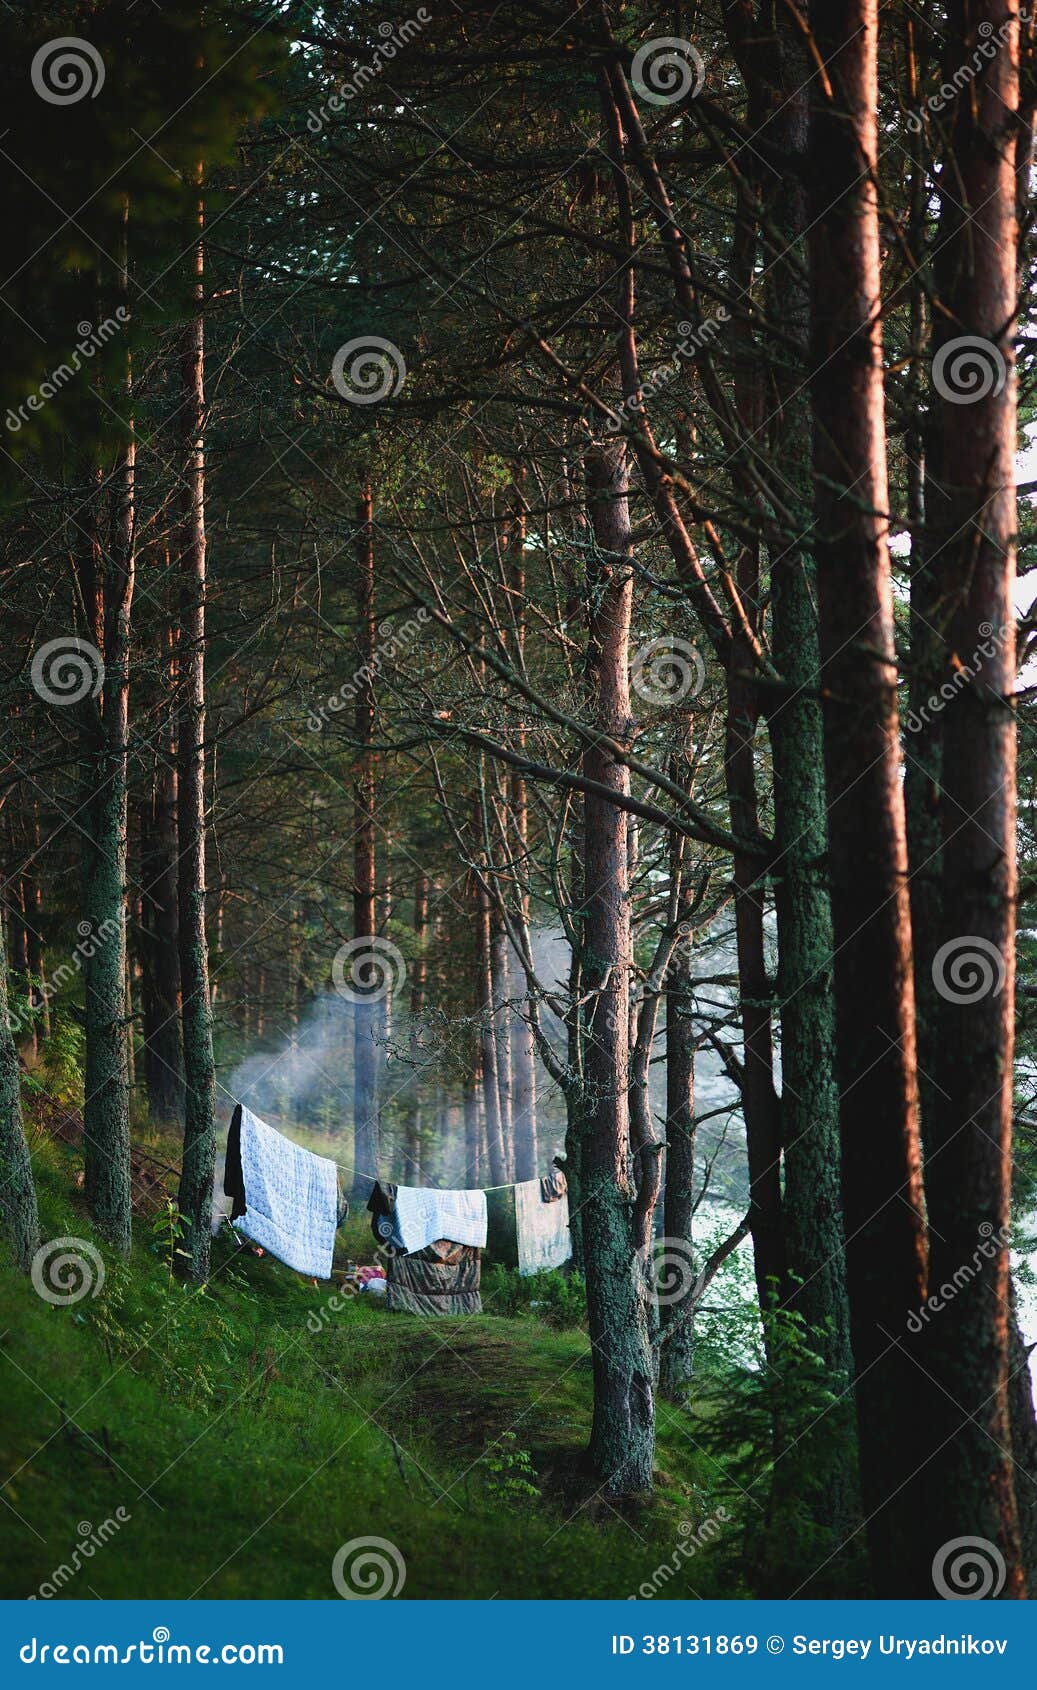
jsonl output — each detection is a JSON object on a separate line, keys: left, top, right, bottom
{"left": 232, "top": 1104, "right": 339, "bottom": 1278}
{"left": 392, "top": 1184, "right": 488, "bottom": 1255}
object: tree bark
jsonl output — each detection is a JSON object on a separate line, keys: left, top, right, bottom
{"left": 490, "top": 905, "right": 513, "bottom": 1179}
{"left": 81, "top": 236, "right": 134, "bottom": 1256}
{"left": 176, "top": 182, "right": 217, "bottom": 1280}
{"left": 474, "top": 866, "right": 507, "bottom": 1184}
{"left": 140, "top": 723, "right": 184, "bottom": 1126}
{"left": 807, "top": 0, "right": 929, "bottom": 1593}
{"left": 921, "top": 0, "right": 1023, "bottom": 1589}
{"left": 581, "top": 433, "right": 655, "bottom": 1495}
{"left": 660, "top": 937, "right": 696, "bottom": 1400}
{"left": 351, "top": 486, "right": 379, "bottom": 1199}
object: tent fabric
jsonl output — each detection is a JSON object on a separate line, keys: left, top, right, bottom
{"left": 223, "top": 1103, "right": 339, "bottom": 1279}
{"left": 386, "top": 1239, "right": 482, "bottom": 1315}
{"left": 392, "top": 1184, "right": 487, "bottom": 1255}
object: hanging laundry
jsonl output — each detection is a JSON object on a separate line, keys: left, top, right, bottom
{"left": 515, "top": 1177, "right": 570, "bottom": 1274}
{"left": 487, "top": 1177, "right": 571, "bottom": 1275}
{"left": 223, "top": 1103, "right": 339, "bottom": 1279}
{"left": 539, "top": 1166, "right": 568, "bottom": 1204}
{"left": 391, "top": 1184, "right": 488, "bottom": 1255}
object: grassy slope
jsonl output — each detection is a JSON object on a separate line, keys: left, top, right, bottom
{"left": 0, "top": 1132, "right": 739, "bottom": 1601}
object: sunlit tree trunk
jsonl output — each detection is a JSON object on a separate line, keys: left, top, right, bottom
{"left": 807, "top": 0, "right": 928, "bottom": 1593}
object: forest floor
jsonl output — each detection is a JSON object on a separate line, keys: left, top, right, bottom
{"left": 0, "top": 1110, "right": 738, "bottom": 1600}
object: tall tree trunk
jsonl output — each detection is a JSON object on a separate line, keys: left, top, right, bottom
{"left": 474, "top": 867, "right": 507, "bottom": 1184}
{"left": 405, "top": 870, "right": 430, "bottom": 1183}
{"left": 463, "top": 1068, "right": 481, "bottom": 1186}
{"left": 176, "top": 182, "right": 217, "bottom": 1280}
{"left": 921, "top": 0, "right": 1023, "bottom": 1589}
{"left": 490, "top": 905, "right": 513, "bottom": 1178}
{"left": 351, "top": 486, "right": 379, "bottom": 1199}
{"left": 0, "top": 907, "right": 39, "bottom": 1269}
{"left": 807, "top": 0, "right": 929, "bottom": 1593}
{"left": 81, "top": 233, "right": 134, "bottom": 1256}
{"left": 581, "top": 433, "right": 654, "bottom": 1495}
{"left": 504, "top": 472, "right": 539, "bottom": 1180}
{"left": 140, "top": 723, "right": 184, "bottom": 1125}
{"left": 659, "top": 937, "right": 696, "bottom": 1400}
{"left": 751, "top": 16, "right": 849, "bottom": 1377}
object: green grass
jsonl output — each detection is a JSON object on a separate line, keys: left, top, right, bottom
{"left": 0, "top": 1129, "right": 742, "bottom": 1600}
